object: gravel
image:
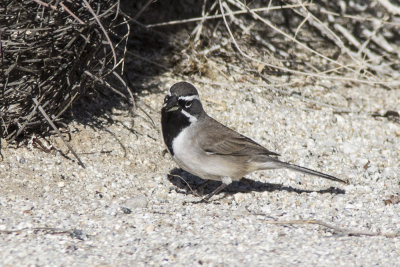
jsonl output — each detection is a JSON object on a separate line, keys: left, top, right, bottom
{"left": 0, "top": 75, "right": 399, "bottom": 266}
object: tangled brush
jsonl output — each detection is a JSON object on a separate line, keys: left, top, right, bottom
{"left": 0, "top": 0, "right": 129, "bottom": 143}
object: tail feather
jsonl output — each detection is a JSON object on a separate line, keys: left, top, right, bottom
{"left": 280, "top": 162, "right": 347, "bottom": 184}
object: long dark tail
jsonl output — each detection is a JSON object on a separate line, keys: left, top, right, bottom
{"left": 279, "top": 162, "right": 348, "bottom": 184}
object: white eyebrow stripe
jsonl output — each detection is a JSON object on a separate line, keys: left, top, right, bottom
{"left": 178, "top": 95, "right": 200, "bottom": 101}
{"left": 181, "top": 110, "right": 197, "bottom": 123}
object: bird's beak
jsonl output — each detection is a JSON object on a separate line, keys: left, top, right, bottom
{"left": 164, "top": 96, "right": 179, "bottom": 112}
{"left": 167, "top": 106, "right": 179, "bottom": 112}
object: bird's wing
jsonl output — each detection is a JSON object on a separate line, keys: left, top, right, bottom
{"left": 197, "top": 117, "right": 279, "bottom": 157}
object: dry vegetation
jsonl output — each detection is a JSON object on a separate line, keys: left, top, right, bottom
{"left": 147, "top": 0, "right": 400, "bottom": 85}
{"left": 1, "top": 0, "right": 400, "bottom": 152}
{"left": 0, "top": 0, "right": 131, "bottom": 145}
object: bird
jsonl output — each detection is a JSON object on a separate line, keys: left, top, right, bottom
{"left": 161, "top": 81, "right": 346, "bottom": 202}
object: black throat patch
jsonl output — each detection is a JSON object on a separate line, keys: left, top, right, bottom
{"left": 161, "top": 108, "right": 191, "bottom": 156}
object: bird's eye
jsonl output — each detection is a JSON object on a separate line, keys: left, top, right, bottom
{"left": 164, "top": 96, "right": 169, "bottom": 102}
{"left": 185, "top": 101, "right": 192, "bottom": 108}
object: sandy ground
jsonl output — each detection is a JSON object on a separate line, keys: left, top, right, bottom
{"left": 1, "top": 74, "right": 400, "bottom": 266}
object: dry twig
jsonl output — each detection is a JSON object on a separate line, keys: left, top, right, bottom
{"left": 258, "top": 219, "right": 400, "bottom": 238}
{"left": 0, "top": 227, "right": 88, "bottom": 240}
{"left": 146, "top": 3, "right": 315, "bottom": 27}
{"left": 32, "top": 98, "right": 85, "bottom": 168}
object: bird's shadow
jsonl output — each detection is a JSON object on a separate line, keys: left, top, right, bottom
{"left": 167, "top": 168, "right": 345, "bottom": 198}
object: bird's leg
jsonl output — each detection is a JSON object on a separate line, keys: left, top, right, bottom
{"left": 194, "top": 180, "right": 211, "bottom": 195}
{"left": 202, "top": 177, "right": 232, "bottom": 202}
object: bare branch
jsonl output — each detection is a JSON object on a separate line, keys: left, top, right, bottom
{"left": 32, "top": 98, "right": 85, "bottom": 168}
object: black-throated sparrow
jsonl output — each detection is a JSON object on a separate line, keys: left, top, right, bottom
{"left": 161, "top": 82, "right": 346, "bottom": 201}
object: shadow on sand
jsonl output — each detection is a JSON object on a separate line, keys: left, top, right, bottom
{"left": 167, "top": 168, "right": 345, "bottom": 199}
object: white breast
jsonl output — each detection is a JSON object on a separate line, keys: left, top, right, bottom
{"left": 172, "top": 126, "right": 203, "bottom": 175}
{"left": 171, "top": 125, "right": 238, "bottom": 180}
